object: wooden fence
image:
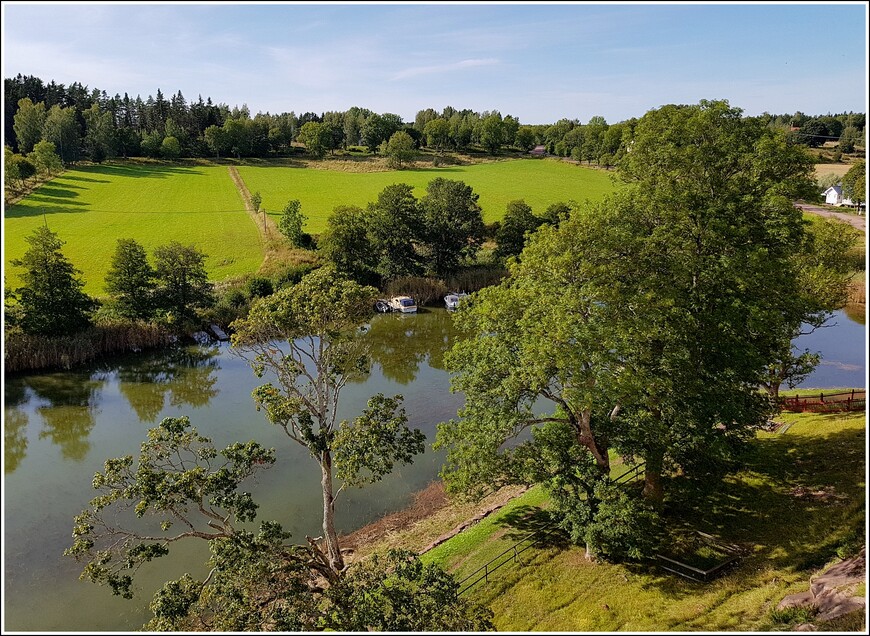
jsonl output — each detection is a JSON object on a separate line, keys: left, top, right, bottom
{"left": 780, "top": 389, "right": 866, "bottom": 413}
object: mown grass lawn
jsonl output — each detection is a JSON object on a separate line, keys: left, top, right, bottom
{"left": 420, "top": 411, "right": 866, "bottom": 631}
{"left": 4, "top": 163, "right": 263, "bottom": 294}
{"left": 237, "top": 158, "right": 619, "bottom": 233}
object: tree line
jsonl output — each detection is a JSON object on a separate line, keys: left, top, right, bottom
{"left": 8, "top": 73, "right": 865, "bottom": 168}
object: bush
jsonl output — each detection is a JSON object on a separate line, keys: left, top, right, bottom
{"left": 244, "top": 277, "right": 274, "bottom": 299}
{"left": 584, "top": 483, "right": 662, "bottom": 561}
{"left": 225, "top": 288, "right": 248, "bottom": 308}
{"left": 273, "top": 263, "right": 318, "bottom": 289}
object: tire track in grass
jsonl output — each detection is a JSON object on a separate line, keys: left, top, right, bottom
{"left": 227, "top": 165, "right": 307, "bottom": 275}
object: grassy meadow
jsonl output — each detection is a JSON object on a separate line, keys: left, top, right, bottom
{"left": 237, "top": 158, "right": 618, "bottom": 233}
{"left": 4, "top": 163, "right": 263, "bottom": 294}
{"left": 412, "top": 410, "right": 866, "bottom": 631}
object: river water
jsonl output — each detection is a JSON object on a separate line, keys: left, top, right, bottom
{"left": 2, "top": 306, "right": 865, "bottom": 631}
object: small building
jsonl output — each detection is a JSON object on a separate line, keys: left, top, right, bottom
{"left": 530, "top": 145, "right": 547, "bottom": 156}
{"left": 822, "top": 184, "right": 854, "bottom": 207}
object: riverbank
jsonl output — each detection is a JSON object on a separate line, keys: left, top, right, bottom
{"left": 349, "top": 411, "right": 866, "bottom": 632}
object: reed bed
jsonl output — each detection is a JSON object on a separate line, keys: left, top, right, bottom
{"left": 4, "top": 322, "right": 173, "bottom": 374}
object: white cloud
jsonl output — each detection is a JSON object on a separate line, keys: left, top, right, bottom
{"left": 391, "top": 58, "right": 499, "bottom": 81}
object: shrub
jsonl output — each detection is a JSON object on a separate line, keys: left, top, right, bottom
{"left": 583, "top": 483, "right": 662, "bottom": 561}
{"left": 273, "top": 263, "right": 318, "bottom": 289}
{"left": 244, "top": 276, "right": 274, "bottom": 299}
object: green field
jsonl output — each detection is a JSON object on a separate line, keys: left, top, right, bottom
{"left": 4, "top": 164, "right": 263, "bottom": 294}
{"left": 237, "top": 159, "right": 618, "bottom": 233}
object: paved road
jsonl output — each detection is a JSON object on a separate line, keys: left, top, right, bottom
{"left": 794, "top": 202, "right": 866, "bottom": 232}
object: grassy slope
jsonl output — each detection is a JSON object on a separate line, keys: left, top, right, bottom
{"left": 415, "top": 411, "right": 865, "bottom": 631}
{"left": 4, "top": 163, "right": 263, "bottom": 294}
{"left": 237, "top": 159, "right": 618, "bottom": 233}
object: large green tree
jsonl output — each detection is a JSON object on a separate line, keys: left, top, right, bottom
{"left": 318, "top": 205, "right": 378, "bottom": 284}
{"left": 12, "top": 97, "right": 45, "bottom": 154}
{"left": 494, "top": 199, "right": 543, "bottom": 260}
{"left": 41, "top": 104, "right": 80, "bottom": 164}
{"left": 277, "top": 198, "right": 308, "bottom": 247}
{"left": 381, "top": 130, "right": 415, "bottom": 169}
{"left": 104, "top": 238, "right": 157, "bottom": 320}
{"left": 367, "top": 183, "right": 424, "bottom": 279}
{"left": 419, "top": 178, "right": 485, "bottom": 278}
{"left": 842, "top": 159, "right": 866, "bottom": 208}
{"left": 152, "top": 242, "right": 214, "bottom": 322}
{"left": 437, "top": 100, "right": 819, "bottom": 556}
{"left": 12, "top": 226, "right": 94, "bottom": 336}
{"left": 230, "top": 267, "right": 425, "bottom": 574}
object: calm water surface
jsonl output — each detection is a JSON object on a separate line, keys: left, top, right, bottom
{"left": 2, "top": 306, "right": 865, "bottom": 631}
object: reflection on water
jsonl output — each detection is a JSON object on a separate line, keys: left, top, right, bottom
{"left": 362, "top": 309, "right": 458, "bottom": 383}
{"left": 114, "top": 346, "right": 221, "bottom": 422}
{"left": 4, "top": 409, "right": 28, "bottom": 473}
{"left": 2, "top": 306, "right": 863, "bottom": 632}
{"left": 2, "top": 310, "right": 463, "bottom": 631}
{"left": 843, "top": 302, "right": 865, "bottom": 326}
{"left": 3, "top": 345, "right": 221, "bottom": 471}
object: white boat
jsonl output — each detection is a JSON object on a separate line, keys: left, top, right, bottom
{"left": 374, "top": 299, "right": 391, "bottom": 313}
{"left": 389, "top": 296, "right": 417, "bottom": 313}
{"left": 444, "top": 291, "right": 468, "bottom": 310}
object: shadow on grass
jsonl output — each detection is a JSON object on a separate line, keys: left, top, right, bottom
{"left": 81, "top": 163, "right": 204, "bottom": 178}
{"left": 496, "top": 505, "right": 571, "bottom": 549}
{"left": 634, "top": 424, "right": 865, "bottom": 596}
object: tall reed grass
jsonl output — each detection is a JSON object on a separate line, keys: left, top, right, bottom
{"left": 4, "top": 321, "right": 173, "bottom": 374}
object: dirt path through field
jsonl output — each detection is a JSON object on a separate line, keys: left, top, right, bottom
{"left": 795, "top": 202, "right": 866, "bottom": 232}
{"left": 228, "top": 165, "right": 308, "bottom": 276}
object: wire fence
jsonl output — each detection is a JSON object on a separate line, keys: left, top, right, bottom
{"left": 456, "top": 461, "right": 646, "bottom": 595}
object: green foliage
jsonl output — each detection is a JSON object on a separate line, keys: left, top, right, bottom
{"left": 152, "top": 241, "right": 214, "bottom": 322}
{"left": 160, "top": 135, "right": 182, "bottom": 159}
{"left": 250, "top": 190, "right": 262, "bottom": 212}
{"left": 231, "top": 267, "right": 423, "bottom": 572}
{"left": 11, "top": 225, "right": 95, "bottom": 336}
{"left": 318, "top": 205, "right": 377, "bottom": 283}
{"left": 494, "top": 199, "right": 543, "bottom": 260}
{"left": 419, "top": 177, "right": 485, "bottom": 278}
{"left": 244, "top": 275, "right": 273, "bottom": 299}
{"left": 298, "top": 121, "right": 330, "bottom": 158}
{"left": 325, "top": 550, "right": 494, "bottom": 631}
{"left": 842, "top": 159, "right": 866, "bottom": 204}
{"left": 28, "top": 139, "right": 63, "bottom": 175}
{"left": 65, "top": 416, "right": 276, "bottom": 600}
{"left": 768, "top": 605, "right": 818, "bottom": 627}
{"left": 381, "top": 130, "right": 416, "bottom": 168}
{"left": 13, "top": 97, "right": 46, "bottom": 154}
{"left": 423, "top": 117, "right": 450, "bottom": 151}
{"left": 272, "top": 262, "right": 319, "bottom": 290}
{"left": 368, "top": 183, "right": 424, "bottom": 279}
{"left": 277, "top": 198, "right": 309, "bottom": 247}
{"left": 334, "top": 394, "right": 426, "bottom": 487}
{"left": 583, "top": 482, "right": 661, "bottom": 561}
{"left": 104, "top": 238, "right": 156, "bottom": 320}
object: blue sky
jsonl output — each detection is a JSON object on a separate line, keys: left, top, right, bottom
{"left": 2, "top": 2, "right": 867, "bottom": 125}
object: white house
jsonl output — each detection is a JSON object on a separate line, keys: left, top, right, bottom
{"left": 823, "top": 184, "right": 854, "bottom": 207}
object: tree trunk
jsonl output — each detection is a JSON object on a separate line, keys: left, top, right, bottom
{"left": 319, "top": 451, "right": 344, "bottom": 573}
{"left": 642, "top": 446, "right": 664, "bottom": 506}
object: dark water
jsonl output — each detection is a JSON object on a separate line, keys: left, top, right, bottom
{"left": 2, "top": 306, "right": 865, "bottom": 631}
